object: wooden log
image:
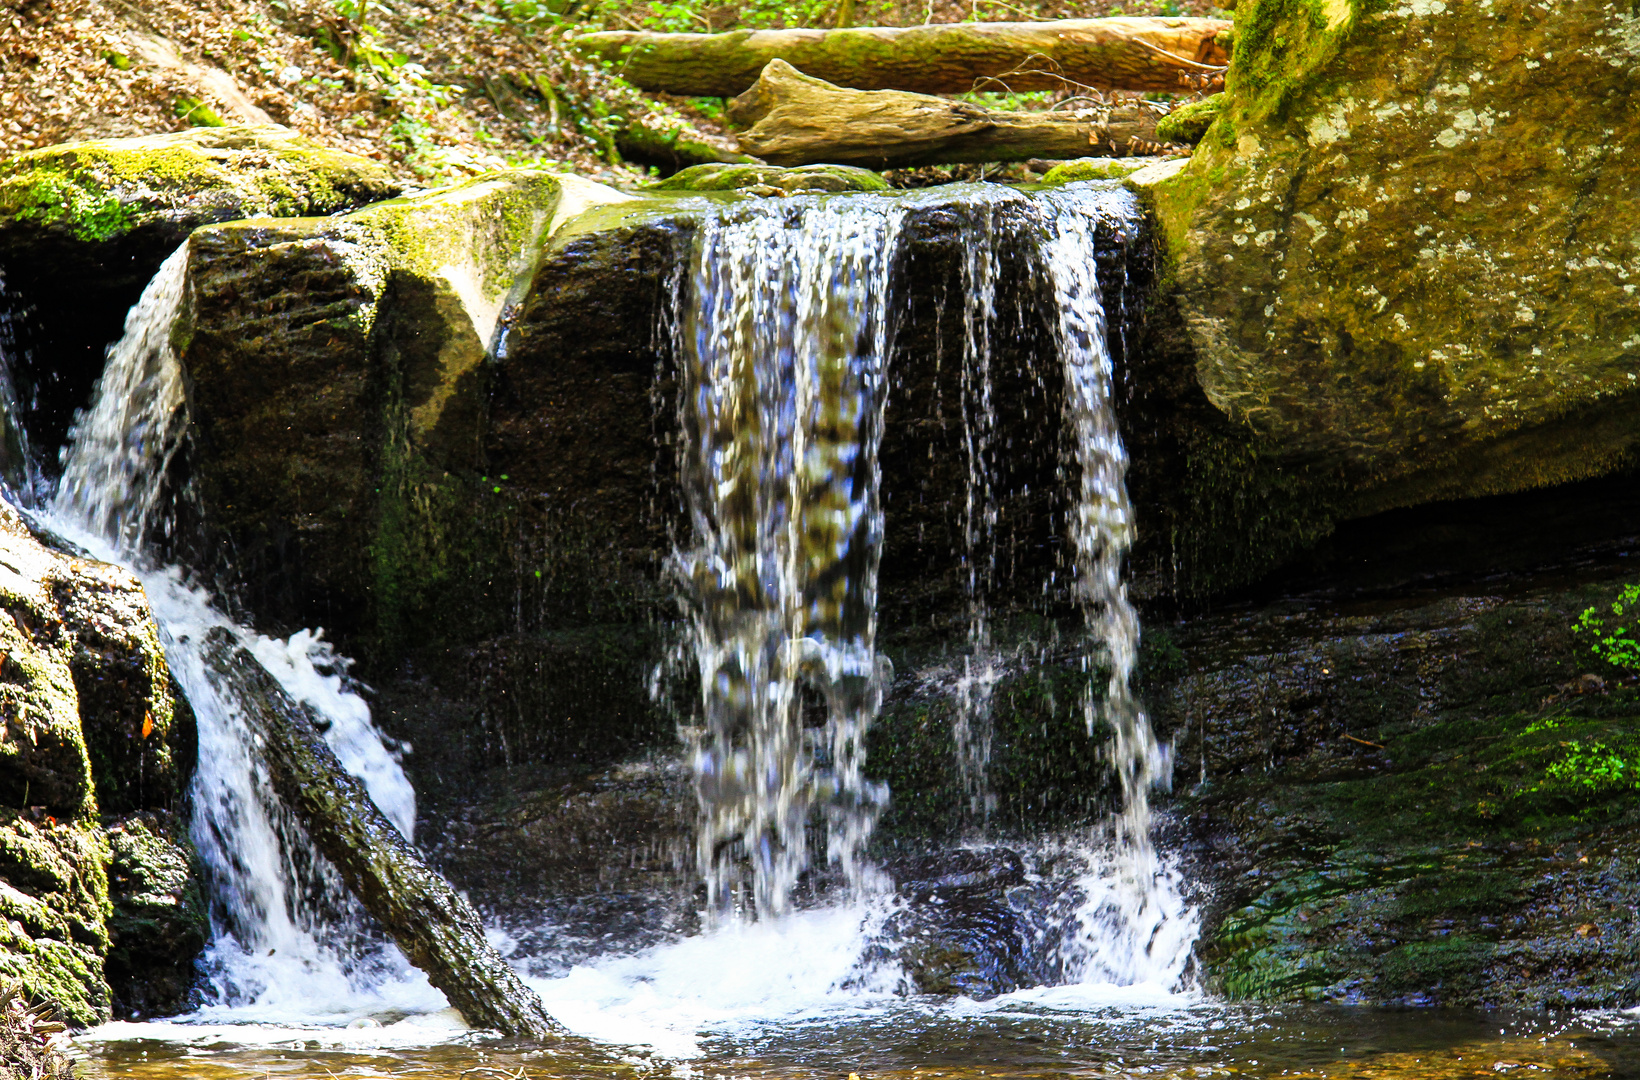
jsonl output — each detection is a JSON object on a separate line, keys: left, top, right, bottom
{"left": 571, "top": 17, "right": 1229, "bottom": 97}
{"left": 203, "top": 629, "right": 562, "bottom": 1039}
{"left": 729, "top": 60, "right": 1167, "bottom": 169}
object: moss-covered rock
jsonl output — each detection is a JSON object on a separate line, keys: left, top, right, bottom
{"left": 1153, "top": 93, "right": 1224, "bottom": 145}
{"left": 651, "top": 162, "right": 889, "bottom": 194}
{"left": 0, "top": 125, "right": 405, "bottom": 466}
{"left": 1156, "top": 572, "right": 1640, "bottom": 1007}
{"left": 1039, "top": 157, "right": 1156, "bottom": 185}
{"left": 177, "top": 170, "right": 638, "bottom": 657}
{"left": 1144, "top": 0, "right": 1640, "bottom": 516}
{"left": 0, "top": 504, "right": 190, "bottom": 1027}
{"left": 0, "top": 124, "right": 400, "bottom": 248}
{"left": 103, "top": 812, "right": 206, "bottom": 1019}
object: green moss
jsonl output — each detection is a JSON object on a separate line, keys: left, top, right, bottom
{"left": 0, "top": 127, "right": 400, "bottom": 247}
{"left": 1039, "top": 158, "right": 1149, "bottom": 185}
{"left": 652, "top": 162, "right": 887, "bottom": 193}
{"left": 1184, "top": 580, "right": 1640, "bottom": 1004}
{"left": 172, "top": 97, "right": 227, "bottom": 128}
{"left": 0, "top": 813, "right": 112, "bottom": 1027}
{"left": 1, "top": 171, "right": 135, "bottom": 243}
{"left": 1155, "top": 94, "right": 1226, "bottom": 146}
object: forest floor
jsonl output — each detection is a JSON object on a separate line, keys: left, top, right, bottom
{"left": 1, "top": 0, "right": 1226, "bottom": 185}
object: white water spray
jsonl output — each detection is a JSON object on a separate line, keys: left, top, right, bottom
{"left": 48, "top": 242, "right": 435, "bottom": 1020}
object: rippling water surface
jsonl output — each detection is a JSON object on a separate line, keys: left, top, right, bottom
{"left": 78, "top": 1002, "right": 1640, "bottom": 1079}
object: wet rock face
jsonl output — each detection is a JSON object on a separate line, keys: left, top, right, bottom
{"left": 0, "top": 506, "right": 193, "bottom": 1026}
{"left": 1150, "top": 550, "right": 1640, "bottom": 1008}
{"left": 869, "top": 848, "right": 1029, "bottom": 999}
{"left": 0, "top": 125, "right": 402, "bottom": 460}
{"left": 1147, "top": 0, "right": 1640, "bottom": 514}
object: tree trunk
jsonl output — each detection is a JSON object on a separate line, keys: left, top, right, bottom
{"left": 203, "top": 629, "right": 561, "bottom": 1039}
{"left": 729, "top": 60, "right": 1166, "bottom": 168}
{"left": 569, "top": 16, "right": 1228, "bottom": 98}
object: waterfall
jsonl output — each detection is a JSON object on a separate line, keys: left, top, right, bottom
{"left": 668, "top": 183, "right": 1191, "bottom": 980}
{"left": 1033, "top": 186, "right": 1193, "bottom": 987}
{"left": 45, "top": 242, "right": 436, "bottom": 1019}
{"left": 950, "top": 188, "right": 1014, "bottom": 827}
{"left": 671, "top": 196, "right": 901, "bottom": 919}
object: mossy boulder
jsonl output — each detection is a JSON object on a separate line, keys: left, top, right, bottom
{"left": 1154, "top": 93, "right": 1224, "bottom": 145}
{"left": 1145, "top": 0, "right": 1640, "bottom": 518}
{"left": 1156, "top": 571, "right": 1640, "bottom": 1007}
{"left": 176, "top": 170, "right": 638, "bottom": 655}
{"left": 0, "top": 124, "right": 400, "bottom": 251}
{"left": 103, "top": 812, "right": 206, "bottom": 1019}
{"left": 0, "top": 505, "right": 191, "bottom": 1027}
{"left": 1039, "top": 157, "right": 1155, "bottom": 185}
{"left": 651, "top": 162, "right": 890, "bottom": 194}
{"left": 0, "top": 125, "right": 405, "bottom": 463}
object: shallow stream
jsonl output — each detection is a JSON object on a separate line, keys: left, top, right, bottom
{"left": 75, "top": 1000, "right": 1640, "bottom": 1079}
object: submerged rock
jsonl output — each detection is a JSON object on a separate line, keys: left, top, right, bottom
{"left": 1145, "top": 0, "right": 1640, "bottom": 515}
{"left": 0, "top": 504, "right": 191, "bottom": 1026}
{"left": 869, "top": 848, "right": 1030, "bottom": 999}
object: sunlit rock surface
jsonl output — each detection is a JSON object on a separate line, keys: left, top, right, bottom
{"left": 1147, "top": 0, "right": 1640, "bottom": 514}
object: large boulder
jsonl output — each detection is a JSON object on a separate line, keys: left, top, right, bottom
{"left": 1153, "top": 561, "right": 1640, "bottom": 1008}
{"left": 0, "top": 125, "right": 403, "bottom": 458}
{"left": 1144, "top": 0, "right": 1640, "bottom": 517}
{"left": 176, "top": 169, "right": 638, "bottom": 652}
{"left": 0, "top": 505, "right": 192, "bottom": 1026}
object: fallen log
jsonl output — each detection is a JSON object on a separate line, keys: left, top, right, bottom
{"left": 571, "top": 16, "right": 1229, "bottom": 97}
{"left": 204, "top": 629, "right": 561, "bottom": 1039}
{"left": 729, "top": 60, "right": 1167, "bottom": 168}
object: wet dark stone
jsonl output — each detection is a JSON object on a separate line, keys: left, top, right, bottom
{"left": 886, "top": 847, "right": 1026, "bottom": 900}
{"left": 871, "top": 847, "right": 1031, "bottom": 999}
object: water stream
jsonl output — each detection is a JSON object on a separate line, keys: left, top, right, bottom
{"left": 44, "top": 242, "right": 440, "bottom": 1023}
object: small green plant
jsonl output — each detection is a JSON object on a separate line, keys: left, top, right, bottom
{"left": 1573, "top": 583, "right": 1640, "bottom": 672}
{"left": 173, "top": 96, "right": 227, "bottom": 126}
{"left": 1538, "top": 739, "right": 1640, "bottom": 796}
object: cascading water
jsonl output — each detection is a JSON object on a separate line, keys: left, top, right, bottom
{"left": 665, "top": 181, "right": 1194, "bottom": 987}
{"left": 14, "top": 181, "right": 1194, "bottom": 1061}
{"left": 1031, "top": 185, "right": 1194, "bottom": 987}
{"left": 45, "top": 242, "right": 438, "bottom": 1020}
{"left": 950, "top": 188, "right": 1014, "bottom": 825}
{"left": 671, "top": 196, "right": 899, "bottom": 919}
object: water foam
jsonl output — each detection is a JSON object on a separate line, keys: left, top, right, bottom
{"left": 46, "top": 241, "right": 437, "bottom": 1023}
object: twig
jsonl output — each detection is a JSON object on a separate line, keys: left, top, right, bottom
{"left": 1131, "top": 36, "right": 1228, "bottom": 73}
{"left": 1342, "top": 733, "right": 1385, "bottom": 749}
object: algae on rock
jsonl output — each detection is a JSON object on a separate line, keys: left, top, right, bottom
{"left": 0, "top": 125, "right": 401, "bottom": 249}
{"left": 1144, "top": 0, "right": 1640, "bottom": 518}
{"left": 0, "top": 504, "right": 191, "bottom": 1026}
